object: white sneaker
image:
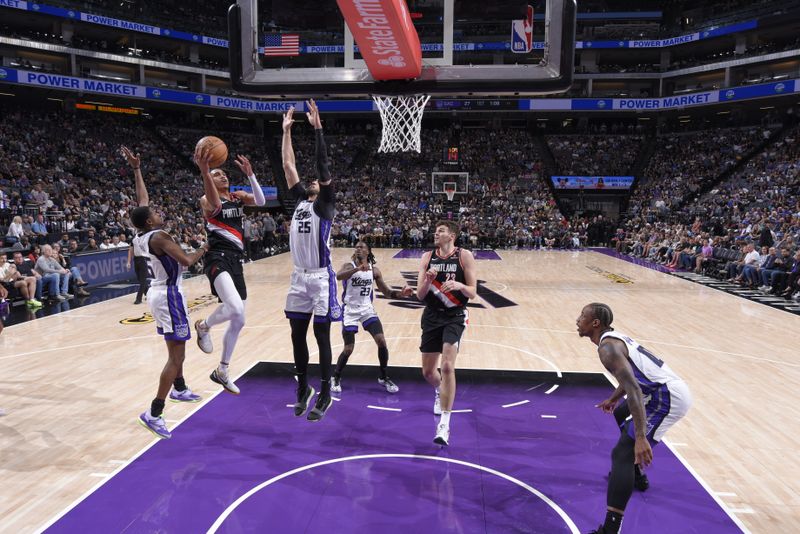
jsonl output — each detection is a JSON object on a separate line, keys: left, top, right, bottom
{"left": 433, "top": 423, "right": 450, "bottom": 446}
{"left": 433, "top": 389, "right": 442, "bottom": 415}
{"left": 210, "top": 368, "right": 240, "bottom": 395}
{"left": 195, "top": 320, "right": 213, "bottom": 354}
{"left": 331, "top": 376, "right": 342, "bottom": 393}
{"left": 378, "top": 377, "right": 399, "bottom": 393}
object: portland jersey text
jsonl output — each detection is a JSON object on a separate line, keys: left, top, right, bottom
{"left": 206, "top": 198, "right": 244, "bottom": 252}
{"left": 425, "top": 248, "right": 468, "bottom": 310}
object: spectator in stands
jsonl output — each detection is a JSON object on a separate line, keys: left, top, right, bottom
{"left": 262, "top": 213, "right": 276, "bottom": 254}
{"left": 99, "top": 237, "right": 113, "bottom": 250}
{"left": 83, "top": 238, "right": 100, "bottom": 252}
{"left": 12, "top": 251, "right": 43, "bottom": 301}
{"left": 696, "top": 239, "right": 714, "bottom": 274}
{"left": 5, "top": 215, "right": 24, "bottom": 245}
{"left": 57, "top": 233, "right": 71, "bottom": 249}
{"left": 35, "top": 244, "right": 72, "bottom": 301}
{"left": 0, "top": 254, "right": 42, "bottom": 308}
{"left": 31, "top": 214, "right": 48, "bottom": 243}
{"left": 761, "top": 248, "right": 792, "bottom": 291}
{"left": 30, "top": 183, "right": 49, "bottom": 209}
{"left": 52, "top": 243, "right": 90, "bottom": 296}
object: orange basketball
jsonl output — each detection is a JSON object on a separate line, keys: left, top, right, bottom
{"left": 196, "top": 136, "right": 228, "bottom": 168}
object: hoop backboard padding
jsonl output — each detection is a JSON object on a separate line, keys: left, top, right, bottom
{"left": 228, "top": 0, "right": 577, "bottom": 98}
{"left": 336, "top": 0, "right": 423, "bottom": 80}
{"left": 432, "top": 172, "right": 469, "bottom": 195}
{"left": 374, "top": 94, "right": 431, "bottom": 153}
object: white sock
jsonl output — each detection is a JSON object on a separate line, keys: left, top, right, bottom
{"left": 440, "top": 411, "right": 451, "bottom": 426}
{"left": 435, "top": 386, "right": 440, "bottom": 397}
{"left": 217, "top": 362, "right": 229, "bottom": 379}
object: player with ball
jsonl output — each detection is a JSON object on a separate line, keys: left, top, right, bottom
{"left": 193, "top": 136, "right": 267, "bottom": 395}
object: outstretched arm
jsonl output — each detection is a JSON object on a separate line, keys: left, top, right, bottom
{"left": 149, "top": 232, "right": 208, "bottom": 267}
{"left": 194, "top": 144, "right": 222, "bottom": 217}
{"left": 282, "top": 107, "right": 301, "bottom": 191}
{"left": 121, "top": 146, "right": 148, "bottom": 207}
{"left": 598, "top": 339, "right": 654, "bottom": 467}
{"left": 233, "top": 155, "right": 266, "bottom": 206}
{"left": 374, "top": 265, "right": 413, "bottom": 299}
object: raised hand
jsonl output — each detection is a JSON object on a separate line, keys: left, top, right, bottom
{"left": 306, "top": 99, "right": 322, "bottom": 129}
{"left": 282, "top": 107, "right": 295, "bottom": 132}
{"left": 193, "top": 144, "right": 212, "bottom": 174}
{"left": 121, "top": 146, "right": 141, "bottom": 169}
{"left": 234, "top": 155, "right": 253, "bottom": 176}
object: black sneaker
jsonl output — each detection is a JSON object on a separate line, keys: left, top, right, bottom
{"left": 307, "top": 394, "right": 332, "bottom": 422}
{"left": 293, "top": 385, "right": 315, "bottom": 417}
{"left": 634, "top": 469, "right": 650, "bottom": 491}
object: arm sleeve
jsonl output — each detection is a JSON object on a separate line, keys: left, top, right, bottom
{"left": 313, "top": 182, "right": 335, "bottom": 221}
{"left": 289, "top": 182, "right": 307, "bottom": 201}
{"left": 247, "top": 174, "right": 266, "bottom": 206}
{"left": 315, "top": 129, "right": 331, "bottom": 183}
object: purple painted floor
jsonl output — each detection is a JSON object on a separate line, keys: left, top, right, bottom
{"left": 46, "top": 364, "right": 740, "bottom": 533}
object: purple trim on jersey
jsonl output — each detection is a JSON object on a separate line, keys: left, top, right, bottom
{"left": 326, "top": 265, "right": 342, "bottom": 322}
{"left": 341, "top": 279, "right": 348, "bottom": 302}
{"left": 627, "top": 357, "right": 661, "bottom": 396}
{"left": 313, "top": 314, "right": 329, "bottom": 324}
{"left": 625, "top": 385, "right": 671, "bottom": 445}
{"left": 362, "top": 316, "right": 379, "bottom": 328}
{"left": 285, "top": 311, "right": 312, "bottom": 321}
{"left": 318, "top": 218, "right": 332, "bottom": 268}
{"left": 155, "top": 253, "right": 180, "bottom": 286}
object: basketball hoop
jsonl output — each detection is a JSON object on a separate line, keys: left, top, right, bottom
{"left": 373, "top": 94, "right": 431, "bottom": 153}
{"left": 444, "top": 185, "right": 456, "bottom": 202}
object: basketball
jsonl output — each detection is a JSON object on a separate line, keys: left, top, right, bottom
{"left": 195, "top": 136, "right": 228, "bottom": 168}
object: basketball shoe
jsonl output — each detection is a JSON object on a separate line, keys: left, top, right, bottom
{"left": 378, "top": 377, "right": 399, "bottom": 393}
{"left": 138, "top": 412, "right": 171, "bottom": 439}
{"left": 195, "top": 320, "right": 213, "bottom": 354}
{"left": 433, "top": 423, "right": 450, "bottom": 446}
{"left": 169, "top": 388, "right": 202, "bottom": 403}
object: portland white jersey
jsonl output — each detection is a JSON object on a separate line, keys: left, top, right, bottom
{"left": 290, "top": 200, "right": 332, "bottom": 270}
{"left": 133, "top": 229, "right": 185, "bottom": 288}
{"left": 600, "top": 331, "right": 683, "bottom": 395}
{"left": 342, "top": 261, "right": 374, "bottom": 313}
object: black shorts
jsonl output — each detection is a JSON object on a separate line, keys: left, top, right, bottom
{"left": 420, "top": 307, "right": 468, "bottom": 354}
{"left": 204, "top": 249, "right": 247, "bottom": 301}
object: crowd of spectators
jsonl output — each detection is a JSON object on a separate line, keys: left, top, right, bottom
{"left": 627, "top": 125, "right": 773, "bottom": 222}
{"left": 613, "top": 123, "right": 800, "bottom": 301}
{"left": 547, "top": 134, "right": 643, "bottom": 176}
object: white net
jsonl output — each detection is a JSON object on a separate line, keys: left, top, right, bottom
{"left": 373, "top": 94, "right": 431, "bottom": 153}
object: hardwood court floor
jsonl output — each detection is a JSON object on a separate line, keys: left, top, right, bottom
{"left": 1, "top": 249, "right": 797, "bottom": 533}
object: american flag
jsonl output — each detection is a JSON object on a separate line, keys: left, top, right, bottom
{"left": 263, "top": 33, "right": 300, "bottom": 56}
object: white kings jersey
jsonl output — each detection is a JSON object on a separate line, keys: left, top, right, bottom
{"left": 133, "top": 229, "right": 186, "bottom": 288}
{"left": 600, "top": 331, "right": 683, "bottom": 395}
{"left": 341, "top": 261, "right": 374, "bottom": 313}
{"left": 290, "top": 200, "right": 333, "bottom": 270}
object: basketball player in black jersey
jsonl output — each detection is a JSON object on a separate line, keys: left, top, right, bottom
{"left": 193, "top": 148, "right": 266, "bottom": 395}
{"left": 416, "top": 220, "right": 477, "bottom": 446}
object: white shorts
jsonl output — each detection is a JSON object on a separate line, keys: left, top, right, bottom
{"left": 623, "top": 379, "right": 692, "bottom": 444}
{"left": 342, "top": 307, "right": 378, "bottom": 333}
{"left": 653, "top": 379, "right": 693, "bottom": 442}
{"left": 284, "top": 266, "right": 342, "bottom": 322}
{"left": 148, "top": 285, "right": 191, "bottom": 341}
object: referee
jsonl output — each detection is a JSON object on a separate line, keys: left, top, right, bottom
{"left": 127, "top": 232, "right": 150, "bottom": 304}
